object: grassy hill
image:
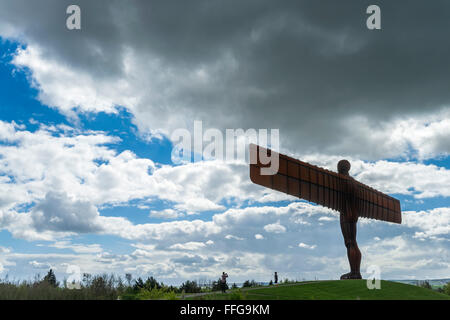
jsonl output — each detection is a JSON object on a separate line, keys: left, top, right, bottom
{"left": 187, "top": 280, "right": 450, "bottom": 300}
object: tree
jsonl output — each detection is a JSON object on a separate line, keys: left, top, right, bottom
{"left": 43, "top": 269, "right": 58, "bottom": 287}
{"left": 117, "top": 276, "right": 125, "bottom": 293}
{"left": 133, "top": 277, "right": 145, "bottom": 291}
{"left": 242, "top": 280, "right": 257, "bottom": 288}
{"left": 180, "top": 280, "right": 201, "bottom": 293}
{"left": 231, "top": 283, "right": 238, "bottom": 289}
{"left": 125, "top": 273, "right": 132, "bottom": 287}
{"left": 144, "top": 276, "right": 161, "bottom": 290}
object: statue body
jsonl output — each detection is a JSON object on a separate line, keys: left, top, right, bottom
{"left": 338, "top": 160, "right": 361, "bottom": 279}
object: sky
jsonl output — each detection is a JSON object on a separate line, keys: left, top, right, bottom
{"left": 0, "top": 0, "right": 449, "bottom": 285}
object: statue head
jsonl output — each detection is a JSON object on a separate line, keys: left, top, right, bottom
{"left": 338, "top": 159, "right": 351, "bottom": 175}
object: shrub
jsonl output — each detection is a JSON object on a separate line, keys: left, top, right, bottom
{"left": 444, "top": 282, "right": 450, "bottom": 296}
{"left": 242, "top": 280, "right": 258, "bottom": 288}
{"left": 419, "top": 281, "right": 432, "bottom": 290}
{"left": 229, "top": 289, "right": 247, "bottom": 300}
{"left": 211, "top": 279, "right": 228, "bottom": 292}
{"left": 133, "top": 287, "right": 178, "bottom": 300}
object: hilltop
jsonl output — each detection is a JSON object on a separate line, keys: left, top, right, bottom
{"left": 186, "top": 280, "right": 450, "bottom": 300}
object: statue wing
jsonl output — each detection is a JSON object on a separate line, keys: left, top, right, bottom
{"left": 353, "top": 180, "right": 401, "bottom": 223}
{"left": 250, "top": 144, "right": 342, "bottom": 212}
{"left": 249, "top": 144, "right": 401, "bottom": 224}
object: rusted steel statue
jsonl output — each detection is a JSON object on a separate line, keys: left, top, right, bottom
{"left": 249, "top": 144, "right": 401, "bottom": 280}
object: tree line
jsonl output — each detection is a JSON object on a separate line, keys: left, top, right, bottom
{"left": 0, "top": 269, "right": 270, "bottom": 299}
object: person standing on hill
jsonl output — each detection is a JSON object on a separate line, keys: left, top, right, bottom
{"left": 220, "top": 272, "right": 228, "bottom": 293}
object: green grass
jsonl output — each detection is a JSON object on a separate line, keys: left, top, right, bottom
{"left": 188, "top": 280, "right": 450, "bottom": 300}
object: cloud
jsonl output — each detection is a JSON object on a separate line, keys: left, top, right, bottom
{"left": 0, "top": 121, "right": 275, "bottom": 231}
{"left": 2, "top": 1, "right": 450, "bottom": 160}
{"left": 1, "top": 119, "right": 449, "bottom": 251}
{"left": 225, "top": 235, "right": 244, "bottom": 241}
{"left": 149, "top": 209, "right": 184, "bottom": 220}
{"left": 402, "top": 208, "right": 450, "bottom": 240}
{"left": 298, "top": 243, "right": 317, "bottom": 250}
{"left": 0, "top": 209, "right": 70, "bottom": 241}
{"left": 1, "top": 201, "right": 449, "bottom": 282}
{"left": 264, "top": 221, "right": 287, "bottom": 234}
{"left": 0, "top": 247, "right": 11, "bottom": 254}
{"left": 354, "top": 161, "right": 450, "bottom": 199}
{"left": 255, "top": 234, "right": 264, "bottom": 240}
{"left": 169, "top": 242, "right": 207, "bottom": 251}
{"left": 31, "top": 192, "right": 102, "bottom": 233}
{"left": 29, "top": 260, "right": 52, "bottom": 269}
{"left": 48, "top": 241, "right": 103, "bottom": 254}
{"left": 318, "top": 216, "right": 336, "bottom": 222}
{"left": 99, "top": 216, "right": 221, "bottom": 242}
{"left": 362, "top": 235, "right": 450, "bottom": 279}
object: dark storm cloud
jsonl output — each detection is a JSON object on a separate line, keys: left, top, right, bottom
{"left": 1, "top": 0, "right": 449, "bottom": 159}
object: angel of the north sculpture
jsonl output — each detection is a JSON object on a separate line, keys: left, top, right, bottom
{"left": 249, "top": 144, "right": 401, "bottom": 280}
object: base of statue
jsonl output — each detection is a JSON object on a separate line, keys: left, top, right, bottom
{"left": 340, "top": 272, "right": 362, "bottom": 280}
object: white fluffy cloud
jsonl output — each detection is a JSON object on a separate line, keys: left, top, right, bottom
{"left": 149, "top": 209, "right": 184, "bottom": 220}
{"left": 403, "top": 208, "right": 450, "bottom": 240}
{"left": 47, "top": 241, "right": 103, "bottom": 254}
{"left": 169, "top": 242, "right": 208, "bottom": 251}
{"left": 0, "top": 121, "right": 277, "bottom": 238}
{"left": 1, "top": 199, "right": 449, "bottom": 282}
{"left": 0, "top": 120, "right": 449, "bottom": 248}
{"left": 264, "top": 221, "right": 287, "bottom": 234}
{"left": 362, "top": 235, "right": 450, "bottom": 279}
{"left": 298, "top": 243, "right": 317, "bottom": 250}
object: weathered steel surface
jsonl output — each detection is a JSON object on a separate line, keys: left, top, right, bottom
{"left": 249, "top": 144, "right": 401, "bottom": 224}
